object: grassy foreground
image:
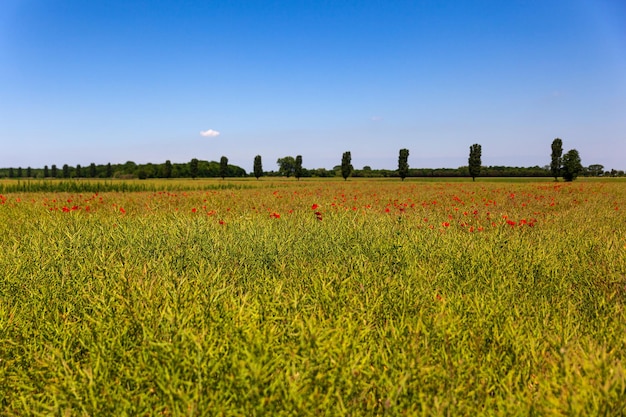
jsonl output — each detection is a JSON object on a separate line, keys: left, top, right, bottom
{"left": 1, "top": 179, "right": 625, "bottom": 415}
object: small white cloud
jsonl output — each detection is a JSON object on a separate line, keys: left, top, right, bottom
{"left": 200, "top": 129, "right": 220, "bottom": 137}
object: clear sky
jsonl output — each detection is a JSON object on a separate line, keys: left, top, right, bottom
{"left": 1, "top": 0, "right": 625, "bottom": 172}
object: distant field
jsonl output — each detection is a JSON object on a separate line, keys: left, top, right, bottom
{"left": 1, "top": 179, "right": 625, "bottom": 415}
{"left": 1, "top": 175, "right": 625, "bottom": 193}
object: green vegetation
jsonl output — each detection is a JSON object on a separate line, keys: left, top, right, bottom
{"left": 562, "top": 149, "right": 583, "bottom": 182}
{"left": 468, "top": 144, "right": 482, "bottom": 181}
{"left": 398, "top": 149, "right": 409, "bottom": 181}
{"left": 254, "top": 155, "right": 263, "bottom": 180}
{"left": 1, "top": 140, "right": 624, "bottom": 180}
{"left": 1, "top": 179, "right": 625, "bottom": 414}
{"left": 341, "top": 151, "right": 353, "bottom": 180}
{"left": 551, "top": 138, "right": 563, "bottom": 180}
{"left": 294, "top": 155, "right": 303, "bottom": 181}
{"left": 277, "top": 156, "right": 296, "bottom": 178}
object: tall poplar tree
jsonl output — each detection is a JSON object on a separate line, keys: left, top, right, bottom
{"left": 468, "top": 144, "right": 482, "bottom": 181}
{"left": 341, "top": 151, "right": 353, "bottom": 180}
{"left": 253, "top": 155, "right": 263, "bottom": 179}
{"left": 294, "top": 155, "right": 303, "bottom": 180}
{"left": 398, "top": 148, "right": 409, "bottom": 180}
{"left": 220, "top": 156, "right": 229, "bottom": 179}
{"left": 550, "top": 138, "right": 563, "bottom": 180}
{"left": 51, "top": 164, "right": 57, "bottom": 178}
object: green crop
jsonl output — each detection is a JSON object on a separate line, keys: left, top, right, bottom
{"left": 1, "top": 179, "right": 625, "bottom": 415}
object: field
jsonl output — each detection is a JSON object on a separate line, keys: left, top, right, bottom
{"left": 1, "top": 178, "right": 625, "bottom": 415}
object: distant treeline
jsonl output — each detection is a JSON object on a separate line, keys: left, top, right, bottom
{"left": 0, "top": 160, "right": 247, "bottom": 180}
{"left": 0, "top": 160, "right": 623, "bottom": 179}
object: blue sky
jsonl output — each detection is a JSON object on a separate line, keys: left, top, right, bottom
{"left": 1, "top": 0, "right": 625, "bottom": 172}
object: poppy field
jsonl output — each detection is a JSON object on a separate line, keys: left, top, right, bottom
{"left": 1, "top": 178, "right": 625, "bottom": 415}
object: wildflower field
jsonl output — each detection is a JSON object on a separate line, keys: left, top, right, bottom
{"left": 1, "top": 178, "right": 625, "bottom": 415}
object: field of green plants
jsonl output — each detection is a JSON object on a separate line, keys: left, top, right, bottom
{"left": 1, "top": 178, "right": 625, "bottom": 415}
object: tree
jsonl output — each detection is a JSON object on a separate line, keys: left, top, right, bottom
{"left": 75, "top": 164, "right": 82, "bottom": 178}
{"left": 51, "top": 164, "right": 57, "bottom": 178}
{"left": 17, "top": 167, "right": 22, "bottom": 178}
{"left": 8, "top": 168, "right": 14, "bottom": 178}
{"left": 189, "top": 158, "right": 199, "bottom": 179}
{"left": 587, "top": 164, "right": 604, "bottom": 177}
{"left": 550, "top": 138, "right": 563, "bottom": 180}
{"left": 62, "top": 164, "right": 70, "bottom": 178}
{"left": 294, "top": 155, "right": 303, "bottom": 180}
{"left": 26, "top": 167, "right": 32, "bottom": 178}
{"left": 137, "top": 169, "right": 148, "bottom": 180}
{"left": 253, "top": 155, "right": 263, "bottom": 179}
{"left": 398, "top": 148, "right": 409, "bottom": 180}
{"left": 89, "top": 163, "right": 97, "bottom": 178}
{"left": 122, "top": 161, "right": 137, "bottom": 176}
{"left": 220, "top": 156, "right": 229, "bottom": 179}
{"left": 105, "top": 163, "right": 112, "bottom": 178}
{"left": 277, "top": 156, "right": 296, "bottom": 177}
{"left": 562, "top": 149, "right": 582, "bottom": 181}
{"left": 341, "top": 151, "right": 353, "bottom": 180}
{"left": 468, "top": 144, "right": 482, "bottom": 181}
{"left": 43, "top": 165, "right": 49, "bottom": 178}
{"left": 163, "top": 160, "right": 172, "bottom": 178}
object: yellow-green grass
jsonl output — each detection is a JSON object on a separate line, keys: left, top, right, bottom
{"left": 1, "top": 180, "right": 625, "bottom": 415}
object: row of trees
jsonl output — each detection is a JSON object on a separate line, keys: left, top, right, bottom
{"left": 269, "top": 140, "right": 586, "bottom": 182}
{"left": 1, "top": 140, "right": 620, "bottom": 180}
{"left": 272, "top": 152, "right": 354, "bottom": 180}
{"left": 0, "top": 160, "right": 247, "bottom": 180}
{"left": 550, "top": 138, "right": 584, "bottom": 181}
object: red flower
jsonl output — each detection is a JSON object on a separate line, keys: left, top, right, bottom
{"left": 311, "top": 203, "right": 319, "bottom": 210}
{"left": 442, "top": 222, "right": 450, "bottom": 227}
{"left": 270, "top": 212, "right": 280, "bottom": 219}
{"left": 191, "top": 208, "right": 197, "bottom": 213}
{"left": 119, "top": 207, "right": 126, "bottom": 214}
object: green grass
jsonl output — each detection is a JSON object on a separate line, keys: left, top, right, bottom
{"left": 1, "top": 180, "right": 625, "bottom": 415}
